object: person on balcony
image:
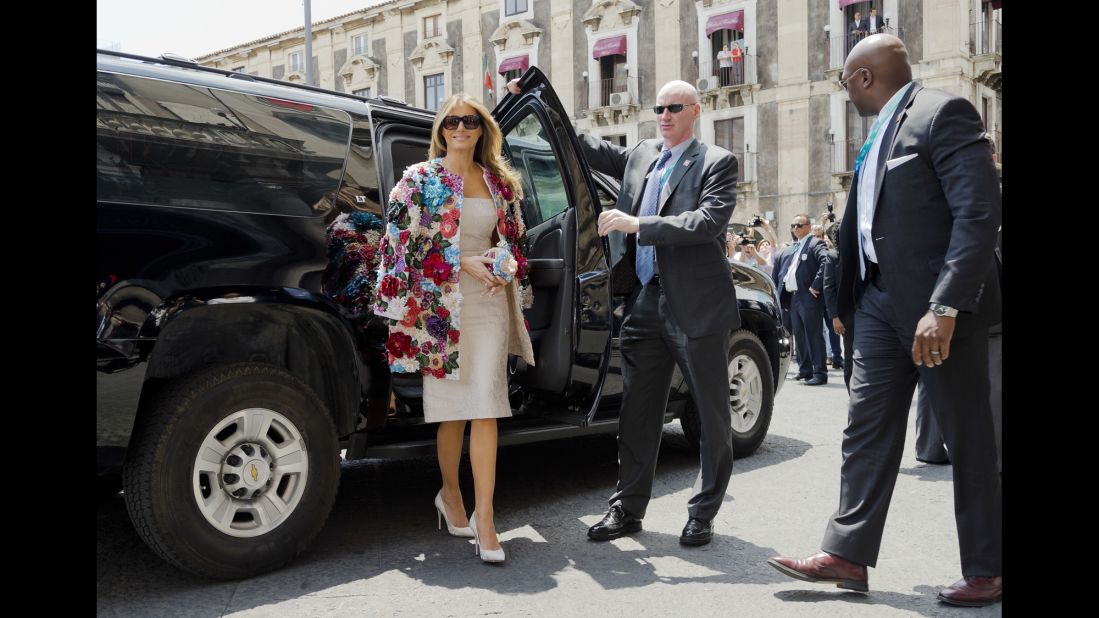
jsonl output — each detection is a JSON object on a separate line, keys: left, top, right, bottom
{"left": 731, "top": 41, "right": 744, "bottom": 85}
{"left": 716, "top": 44, "right": 733, "bottom": 87}
{"left": 867, "top": 8, "right": 885, "bottom": 34}
{"left": 848, "top": 11, "right": 868, "bottom": 53}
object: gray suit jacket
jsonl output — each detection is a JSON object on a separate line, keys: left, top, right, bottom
{"left": 579, "top": 134, "right": 741, "bottom": 338}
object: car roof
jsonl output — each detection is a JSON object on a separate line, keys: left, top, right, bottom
{"left": 96, "top": 49, "right": 436, "bottom": 124}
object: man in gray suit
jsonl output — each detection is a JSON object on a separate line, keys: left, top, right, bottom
{"left": 508, "top": 78, "right": 740, "bottom": 546}
{"left": 768, "top": 35, "right": 1002, "bottom": 607}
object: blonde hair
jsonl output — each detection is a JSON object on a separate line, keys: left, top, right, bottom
{"left": 428, "top": 93, "right": 524, "bottom": 200}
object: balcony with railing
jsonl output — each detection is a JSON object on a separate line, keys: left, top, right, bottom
{"left": 696, "top": 52, "right": 757, "bottom": 92}
{"left": 735, "top": 149, "right": 756, "bottom": 185}
{"left": 969, "top": 13, "right": 1002, "bottom": 90}
{"left": 586, "top": 75, "right": 641, "bottom": 123}
{"left": 826, "top": 26, "right": 903, "bottom": 72}
{"left": 831, "top": 137, "right": 861, "bottom": 176}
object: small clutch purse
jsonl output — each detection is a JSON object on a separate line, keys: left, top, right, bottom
{"left": 483, "top": 240, "right": 519, "bottom": 283}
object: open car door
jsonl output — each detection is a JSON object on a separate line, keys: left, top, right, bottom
{"left": 492, "top": 67, "right": 612, "bottom": 426}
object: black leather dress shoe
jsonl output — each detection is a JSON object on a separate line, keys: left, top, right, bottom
{"left": 790, "top": 373, "right": 812, "bottom": 381}
{"left": 803, "top": 376, "right": 828, "bottom": 386}
{"left": 679, "top": 517, "right": 713, "bottom": 546}
{"left": 587, "top": 505, "right": 642, "bottom": 541}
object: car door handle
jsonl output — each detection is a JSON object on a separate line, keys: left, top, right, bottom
{"left": 527, "top": 259, "right": 565, "bottom": 287}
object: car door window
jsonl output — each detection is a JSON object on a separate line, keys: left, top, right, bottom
{"left": 503, "top": 113, "right": 569, "bottom": 228}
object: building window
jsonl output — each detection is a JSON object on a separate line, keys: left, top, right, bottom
{"left": 598, "top": 54, "right": 627, "bottom": 106}
{"left": 844, "top": 101, "right": 875, "bottom": 171}
{"left": 231, "top": 66, "right": 246, "bottom": 73}
{"left": 424, "top": 74, "right": 445, "bottom": 112}
{"left": 352, "top": 34, "right": 368, "bottom": 57}
{"left": 424, "top": 15, "right": 441, "bottom": 39}
{"left": 501, "top": 68, "right": 523, "bottom": 85}
{"left": 354, "top": 88, "right": 371, "bottom": 98}
{"left": 601, "top": 134, "right": 627, "bottom": 148}
{"left": 505, "top": 0, "right": 529, "bottom": 17}
{"left": 714, "top": 117, "right": 745, "bottom": 178}
{"left": 709, "top": 30, "right": 745, "bottom": 87}
{"left": 288, "top": 51, "right": 304, "bottom": 74}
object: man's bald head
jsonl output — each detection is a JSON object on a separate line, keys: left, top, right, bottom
{"left": 843, "top": 34, "right": 912, "bottom": 116}
{"left": 656, "top": 80, "right": 701, "bottom": 148}
{"left": 657, "top": 80, "right": 700, "bottom": 104}
{"left": 847, "top": 34, "right": 911, "bottom": 89}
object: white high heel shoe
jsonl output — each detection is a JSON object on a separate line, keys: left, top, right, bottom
{"left": 469, "top": 510, "right": 505, "bottom": 563}
{"left": 435, "top": 491, "right": 474, "bottom": 538}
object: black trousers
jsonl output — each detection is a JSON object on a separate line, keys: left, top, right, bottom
{"left": 790, "top": 291, "right": 828, "bottom": 380}
{"left": 821, "top": 281, "right": 1002, "bottom": 575}
{"left": 609, "top": 282, "right": 734, "bottom": 521}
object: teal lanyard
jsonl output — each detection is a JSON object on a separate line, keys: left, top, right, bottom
{"left": 853, "top": 88, "right": 906, "bottom": 177}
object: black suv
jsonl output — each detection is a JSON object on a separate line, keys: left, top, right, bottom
{"left": 97, "top": 50, "right": 791, "bottom": 579}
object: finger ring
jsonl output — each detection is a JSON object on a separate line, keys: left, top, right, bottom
{"left": 930, "top": 351, "right": 941, "bottom": 355}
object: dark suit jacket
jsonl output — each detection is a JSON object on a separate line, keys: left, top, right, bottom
{"left": 849, "top": 18, "right": 869, "bottom": 34}
{"left": 771, "top": 236, "right": 829, "bottom": 310}
{"left": 836, "top": 83, "right": 1002, "bottom": 337}
{"left": 866, "top": 15, "right": 885, "bottom": 32}
{"left": 579, "top": 134, "right": 741, "bottom": 338}
{"left": 822, "top": 246, "right": 843, "bottom": 320}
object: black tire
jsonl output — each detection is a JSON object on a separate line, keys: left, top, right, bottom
{"left": 679, "top": 329, "right": 775, "bottom": 458}
{"left": 122, "top": 363, "right": 340, "bottom": 579}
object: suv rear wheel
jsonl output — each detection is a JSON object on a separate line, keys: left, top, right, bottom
{"left": 122, "top": 363, "right": 340, "bottom": 579}
{"left": 680, "top": 329, "right": 774, "bottom": 458}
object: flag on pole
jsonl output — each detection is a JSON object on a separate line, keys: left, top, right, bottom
{"left": 483, "top": 53, "right": 495, "bottom": 105}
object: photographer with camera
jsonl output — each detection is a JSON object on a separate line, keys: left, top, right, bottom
{"left": 743, "top": 214, "right": 778, "bottom": 273}
{"left": 729, "top": 230, "right": 772, "bottom": 275}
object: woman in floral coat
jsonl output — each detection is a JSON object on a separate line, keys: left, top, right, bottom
{"left": 374, "top": 93, "right": 534, "bottom": 563}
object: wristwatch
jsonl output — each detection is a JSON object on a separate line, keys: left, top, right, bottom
{"left": 929, "top": 303, "right": 958, "bottom": 318}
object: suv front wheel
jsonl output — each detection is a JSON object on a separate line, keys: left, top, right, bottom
{"left": 680, "top": 329, "right": 775, "bottom": 458}
{"left": 122, "top": 363, "right": 340, "bottom": 579}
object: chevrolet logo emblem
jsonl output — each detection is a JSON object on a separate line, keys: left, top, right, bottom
{"left": 250, "top": 463, "right": 258, "bottom": 482}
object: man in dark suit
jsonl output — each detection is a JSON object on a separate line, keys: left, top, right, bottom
{"left": 848, "top": 11, "right": 868, "bottom": 52}
{"left": 866, "top": 8, "right": 885, "bottom": 34}
{"left": 768, "top": 34, "right": 1002, "bottom": 607}
{"left": 772, "top": 215, "right": 830, "bottom": 385}
{"left": 822, "top": 223, "right": 853, "bottom": 388}
{"left": 507, "top": 78, "right": 740, "bottom": 547}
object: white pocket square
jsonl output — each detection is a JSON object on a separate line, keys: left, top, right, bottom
{"left": 886, "top": 153, "right": 918, "bottom": 170}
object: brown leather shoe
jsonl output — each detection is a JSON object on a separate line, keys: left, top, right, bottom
{"left": 937, "top": 576, "right": 1002, "bottom": 607}
{"left": 767, "top": 552, "right": 869, "bottom": 592}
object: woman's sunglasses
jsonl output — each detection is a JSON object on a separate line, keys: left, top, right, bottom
{"left": 441, "top": 114, "right": 483, "bottom": 130}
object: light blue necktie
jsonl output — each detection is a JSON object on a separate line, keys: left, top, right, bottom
{"left": 635, "top": 148, "right": 674, "bottom": 286}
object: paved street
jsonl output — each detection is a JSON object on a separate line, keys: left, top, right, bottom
{"left": 97, "top": 365, "right": 1002, "bottom": 617}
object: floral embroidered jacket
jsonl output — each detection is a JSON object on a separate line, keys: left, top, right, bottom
{"left": 373, "top": 158, "right": 534, "bottom": 379}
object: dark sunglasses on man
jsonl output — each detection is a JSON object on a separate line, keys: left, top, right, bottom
{"left": 441, "top": 114, "right": 483, "bottom": 130}
{"left": 652, "top": 103, "right": 697, "bottom": 114}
